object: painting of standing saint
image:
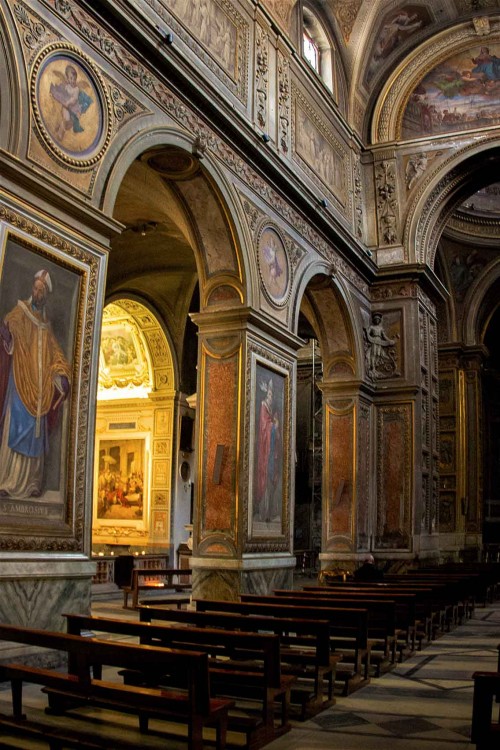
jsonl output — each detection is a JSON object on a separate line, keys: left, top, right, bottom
{"left": 0, "top": 236, "right": 80, "bottom": 530}
{"left": 402, "top": 43, "right": 500, "bottom": 138}
{"left": 251, "top": 363, "right": 285, "bottom": 537}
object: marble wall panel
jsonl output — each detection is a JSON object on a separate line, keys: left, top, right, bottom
{"left": 375, "top": 404, "right": 412, "bottom": 549}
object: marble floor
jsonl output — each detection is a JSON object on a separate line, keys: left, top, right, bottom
{"left": 0, "top": 593, "right": 498, "bottom": 749}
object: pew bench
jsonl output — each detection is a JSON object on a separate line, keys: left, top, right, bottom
{"left": 194, "top": 598, "right": 371, "bottom": 696}
{"left": 471, "top": 671, "right": 500, "bottom": 749}
{"left": 139, "top": 604, "right": 339, "bottom": 718}
{"left": 122, "top": 567, "right": 192, "bottom": 609}
{"left": 65, "top": 612, "right": 294, "bottom": 748}
{"left": 0, "top": 622, "right": 233, "bottom": 750}
{"left": 268, "top": 591, "right": 398, "bottom": 676}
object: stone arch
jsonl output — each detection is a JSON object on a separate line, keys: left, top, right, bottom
{"left": 465, "top": 260, "right": 500, "bottom": 348}
{"left": 371, "top": 21, "right": 496, "bottom": 144}
{"left": 98, "top": 126, "right": 251, "bottom": 311}
{"left": 0, "top": 7, "right": 27, "bottom": 155}
{"left": 92, "top": 296, "right": 179, "bottom": 556}
{"left": 293, "top": 260, "right": 363, "bottom": 380}
{"left": 405, "top": 141, "right": 500, "bottom": 268}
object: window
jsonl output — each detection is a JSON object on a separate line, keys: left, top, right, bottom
{"left": 302, "top": 6, "right": 334, "bottom": 94}
{"left": 303, "top": 28, "right": 319, "bottom": 72}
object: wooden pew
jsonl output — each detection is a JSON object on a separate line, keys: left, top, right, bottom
{"left": 471, "top": 671, "right": 500, "bottom": 749}
{"left": 139, "top": 604, "right": 339, "bottom": 718}
{"left": 64, "top": 612, "right": 293, "bottom": 748}
{"left": 122, "top": 567, "right": 191, "bottom": 609}
{"left": 194, "top": 598, "right": 371, "bottom": 695}
{"left": 302, "top": 585, "right": 420, "bottom": 657}
{"left": 265, "top": 591, "right": 398, "bottom": 675}
{"left": 0, "top": 622, "right": 233, "bottom": 750}
{"left": 307, "top": 582, "right": 437, "bottom": 649}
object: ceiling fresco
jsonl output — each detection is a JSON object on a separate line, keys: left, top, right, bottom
{"left": 403, "top": 43, "right": 500, "bottom": 138}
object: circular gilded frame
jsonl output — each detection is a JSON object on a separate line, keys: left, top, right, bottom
{"left": 31, "top": 43, "right": 112, "bottom": 168}
{"left": 256, "top": 224, "right": 291, "bottom": 307}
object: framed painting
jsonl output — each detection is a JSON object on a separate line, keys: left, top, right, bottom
{"left": 257, "top": 226, "right": 291, "bottom": 307}
{"left": 31, "top": 43, "right": 111, "bottom": 168}
{"left": 248, "top": 358, "right": 289, "bottom": 541}
{"left": 94, "top": 434, "right": 149, "bottom": 528}
{"left": 0, "top": 229, "right": 87, "bottom": 544}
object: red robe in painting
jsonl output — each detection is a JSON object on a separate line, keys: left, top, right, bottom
{"left": 257, "top": 397, "right": 279, "bottom": 522}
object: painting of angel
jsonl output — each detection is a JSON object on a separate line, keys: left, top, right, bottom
{"left": 258, "top": 227, "right": 289, "bottom": 303}
{"left": 36, "top": 53, "right": 103, "bottom": 158}
{"left": 49, "top": 64, "right": 93, "bottom": 142}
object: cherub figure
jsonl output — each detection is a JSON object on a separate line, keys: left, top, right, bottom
{"left": 262, "top": 235, "right": 283, "bottom": 291}
{"left": 50, "top": 64, "right": 93, "bottom": 142}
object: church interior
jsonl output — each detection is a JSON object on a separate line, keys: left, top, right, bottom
{"left": 1, "top": 0, "right": 500, "bottom": 747}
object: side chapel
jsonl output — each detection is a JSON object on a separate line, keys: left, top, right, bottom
{"left": 0, "top": 0, "right": 500, "bottom": 632}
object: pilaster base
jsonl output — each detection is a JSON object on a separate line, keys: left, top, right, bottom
{"left": 191, "top": 554, "right": 295, "bottom": 600}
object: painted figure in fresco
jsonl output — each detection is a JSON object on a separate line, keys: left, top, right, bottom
{"left": 50, "top": 64, "right": 93, "bottom": 142}
{"left": 0, "top": 270, "right": 71, "bottom": 499}
{"left": 365, "top": 313, "right": 396, "bottom": 378}
{"left": 373, "top": 10, "right": 423, "bottom": 62}
{"left": 262, "top": 235, "right": 283, "bottom": 292}
{"left": 256, "top": 377, "right": 280, "bottom": 523}
{"left": 472, "top": 47, "right": 500, "bottom": 82}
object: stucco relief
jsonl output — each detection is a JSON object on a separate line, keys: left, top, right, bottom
{"left": 363, "top": 311, "right": 400, "bottom": 381}
{"left": 255, "top": 22, "right": 269, "bottom": 130}
{"left": 332, "top": 0, "right": 363, "bottom": 42}
{"left": 375, "top": 159, "right": 399, "bottom": 247}
{"left": 278, "top": 49, "right": 290, "bottom": 154}
{"left": 145, "top": 0, "right": 249, "bottom": 102}
{"left": 293, "top": 89, "right": 348, "bottom": 210}
{"left": 262, "top": 0, "right": 297, "bottom": 36}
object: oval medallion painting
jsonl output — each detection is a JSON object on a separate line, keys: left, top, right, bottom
{"left": 33, "top": 46, "right": 108, "bottom": 166}
{"left": 258, "top": 227, "right": 290, "bottom": 306}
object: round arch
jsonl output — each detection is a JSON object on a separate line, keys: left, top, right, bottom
{"left": 0, "top": 6, "right": 29, "bottom": 156}
{"left": 92, "top": 296, "right": 179, "bottom": 556}
{"left": 97, "top": 126, "right": 254, "bottom": 310}
{"left": 292, "top": 259, "right": 364, "bottom": 380}
{"left": 405, "top": 141, "right": 500, "bottom": 268}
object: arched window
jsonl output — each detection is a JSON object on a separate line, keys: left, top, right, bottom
{"left": 302, "top": 6, "right": 334, "bottom": 94}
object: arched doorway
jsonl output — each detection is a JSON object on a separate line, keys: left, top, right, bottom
{"left": 294, "top": 271, "right": 363, "bottom": 574}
